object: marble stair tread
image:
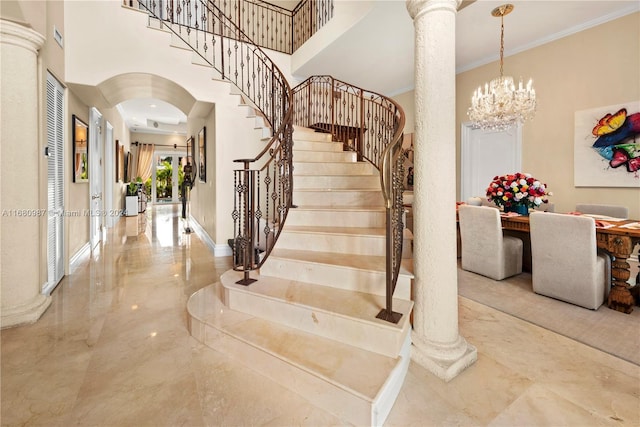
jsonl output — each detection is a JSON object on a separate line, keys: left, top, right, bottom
{"left": 188, "top": 284, "right": 400, "bottom": 402}
{"left": 293, "top": 205, "right": 386, "bottom": 212}
{"left": 294, "top": 187, "right": 383, "bottom": 193}
{"left": 222, "top": 269, "right": 413, "bottom": 330}
{"left": 293, "top": 161, "right": 377, "bottom": 175}
{"left": 268, "top": 248, "right": 414, "bottom": 278}
{"left": 282, "top": 225, "right": 385, "bottom": 237}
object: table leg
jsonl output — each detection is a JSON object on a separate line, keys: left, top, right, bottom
{"left": 607, "top": 256, "right": 634, "bottom": 314}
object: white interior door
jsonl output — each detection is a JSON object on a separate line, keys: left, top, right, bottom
{"left": 89, "top": 108, "right": 103, "bottom": 249}
{"left": 461, "top": 123, "right": 522, "bottom": 202}
{"left": 45, "top": 72, "right": 65, "bottom": 295}
{"left": 104, "top": 122, "right": 115, "bottom": 228}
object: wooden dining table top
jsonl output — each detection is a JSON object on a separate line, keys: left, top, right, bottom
{"left": 499, "top": 213, "right": 640, "bottom": 238}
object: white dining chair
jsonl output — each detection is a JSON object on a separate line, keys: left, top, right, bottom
{"left": 529, "top": 212, "right": 611, "bottom": 310}
{"left": 532, "top": 202, "right": 555, "bottom": 212}
{"left": 458, "top": 205, "right": 523, "bottom": 280}
{"left": 575, "top": 203, "right": 628, "bottom": 219}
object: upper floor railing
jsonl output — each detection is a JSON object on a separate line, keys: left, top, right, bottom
{"left": 126, "top": 0, "right": 334, "bottom": 54}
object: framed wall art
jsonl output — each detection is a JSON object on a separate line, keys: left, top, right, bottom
{"left": 72, "top": 115, "right": 89, "bottom": 183}
{"left": 115, "top": 140, "right": 126, "bottom": 183}
{"left": 574, "top": 101, "right": 640, "bottom": 187}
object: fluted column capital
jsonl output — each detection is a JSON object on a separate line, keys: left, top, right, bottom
{"left": 406, "top": 0, "right": 461, "bottom": 20}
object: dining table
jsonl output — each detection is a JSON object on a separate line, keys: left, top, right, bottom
{"left": 500, "top": 213, "right": 640, "bottom": 314}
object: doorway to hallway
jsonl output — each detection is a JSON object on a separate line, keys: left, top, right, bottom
{"left": 150, "top": 151, "right": 187, "bottom": 204}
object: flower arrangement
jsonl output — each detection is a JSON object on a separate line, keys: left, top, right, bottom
{"left": 486, "top": 172, "right": 551, "bottom": 209}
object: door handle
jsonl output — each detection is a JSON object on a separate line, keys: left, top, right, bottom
{"left": 92, "top": 194, "right": 102, "bottom": 200}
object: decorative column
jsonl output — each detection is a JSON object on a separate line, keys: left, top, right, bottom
{"left": 1, "top": 19, "right": 51, "bottom": 328}
{"left": 405, "top": 0, "right": 477, "bottom": 381}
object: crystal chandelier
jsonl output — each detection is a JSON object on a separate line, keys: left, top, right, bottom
{"left": 468, "top": 4, "right": 536, "bottom": 131}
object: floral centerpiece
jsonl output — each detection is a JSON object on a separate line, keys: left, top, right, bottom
{"left": 486, "top": 172, "right": 551, "bottom": 212}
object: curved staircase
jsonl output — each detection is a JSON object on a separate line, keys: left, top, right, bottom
{"left": 129, "top": 1, "right": 413, "bottom": 424}
{"left": 188, "top": 125, "right": 413, "bottom": 426}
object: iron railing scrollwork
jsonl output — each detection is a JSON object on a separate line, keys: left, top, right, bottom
{"left": 126, "top": 0, "right": 333, "bottom": 54}
{"left": 135, "top": 0, "right": 293, "bottom": 285}
{"left": 292, "top": 76, "right": 406, "bottom": 323}
{"left": 129, "top": 3, "right": 405, "bottom": 322}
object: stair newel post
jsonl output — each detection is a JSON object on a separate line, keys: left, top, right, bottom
{"left": 377, "top": 148, "right": 402, "bottom": 324}
{"left": 358, "top": 88, "right": 364, "bottom": 161}
{"left": 235, "top": 159, "right": 258, "bottom": 286}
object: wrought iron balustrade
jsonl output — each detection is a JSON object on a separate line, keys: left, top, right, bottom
{"left": 128, "top": 2, "right": 404, "bottom": 321}
{"left": 292, "top": 76, "right": 406, "bottom": 323}
{"left": 135, "top": 0, "right": 293, "bottom": 285}
{"left": 125, "top": 0, "right": 333, "bottom": 54}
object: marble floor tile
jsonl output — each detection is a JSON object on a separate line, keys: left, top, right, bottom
{"left": 2, "top": 204, "right": 639, "bottom": 426}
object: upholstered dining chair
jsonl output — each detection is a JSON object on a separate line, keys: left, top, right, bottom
{"left": 458, "top": 205, "right": 523, "bottom": 280}
{"left": 466, "top": 196, "right": 498, "bottom": 208}
{"left": 529, "top": 212, "right": 611, "bottom": 310}
{"left": 532, "top": 202, "right": 555, "bottom": 212}
{"left": 575, "top": 203, "right": 628, "bottom": 219}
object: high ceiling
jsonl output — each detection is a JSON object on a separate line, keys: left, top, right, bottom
{"left": 119, "top": 0, "right": 639, "bottom": 135}
{"left": 293, "top": 0, "right": 639, "bottom": 95}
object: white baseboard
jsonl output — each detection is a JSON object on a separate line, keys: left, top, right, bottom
{"left": 69, "top": 242, "right": 91, "bottom": 273}
{"left": 188, "top": 215, "right": 232, "bottom": 257}
{"left": 41, "top": 281, "right": 55, "bottom": 296}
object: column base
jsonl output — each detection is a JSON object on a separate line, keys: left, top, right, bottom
{"left": 411, "top": 332, "right": 477, "bottom": 382}
{"left": 1, "top": 293, "right": 51, "bottom": 329}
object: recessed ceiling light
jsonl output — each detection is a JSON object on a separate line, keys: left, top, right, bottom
{"left": 150, "top": 104, "right": 157, "bottom": 108}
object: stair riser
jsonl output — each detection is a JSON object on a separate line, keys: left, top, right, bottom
{"left": 294, "top": 175, "right": 380, "bottom": 190}
{"left": 294, "top": 162, "right": 376, "bottom": 176}
{"left": 286, "top": 209, "right": 386, "bottom": 228}
{"left": 260, "top": 257, "right": 412, "bottom": 300}
{"left": 293, "top": 151, "right": 357, "bottom": 163}
{"left": 276, "top": 231, "right": 386, "bottom": 256}
{"left": 189, "top": 314, "right": 373, "bottom": 426}
{"left": 293, "top": 140, "right": 343, "bottom": 151}
{"left": 224, "top": 287, "right": 409, "bottom": 358}
{"left": 293, "top": 190, "right": 384, "bottom": 207}
{"left": 293, "top": 131, "right": 332, "bottom": 142}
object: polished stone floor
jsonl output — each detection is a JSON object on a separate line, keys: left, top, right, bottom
{"left": 2, "top": 205, "right": 639, "bottom": 426}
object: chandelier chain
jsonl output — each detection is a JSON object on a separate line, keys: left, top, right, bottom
{"left": 499, "top": 14, "right": 504, "bottom": 78}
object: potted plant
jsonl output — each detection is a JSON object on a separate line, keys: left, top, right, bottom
{"left": 127, "top": 181, "right": 138, "bottom": 196}
{"left": 125, "top": 182, "right": 138, "bottom": 216}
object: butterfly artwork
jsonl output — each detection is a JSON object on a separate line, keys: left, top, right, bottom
{"left": 590, "top": 107, "right": 640, "bottom": 175}
{"left": 609, "top": 146, "right": 640, "bottom": 172}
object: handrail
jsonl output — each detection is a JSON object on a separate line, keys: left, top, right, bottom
{"left": 134, "top": 0, "right": 293, "bottom": 285}
{"left": 126, "top": 0, "right": 334, "bottom": 54}
{"left": 292, "top": 76, "right": 406, "bottom": 323}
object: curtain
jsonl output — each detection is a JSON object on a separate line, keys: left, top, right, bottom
{"left": 135, "top": 143, "right": 155, "bottom": 182}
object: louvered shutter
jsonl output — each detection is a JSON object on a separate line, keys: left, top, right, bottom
{"left": 45, "top": 72, "right": 64, "bottom": 294}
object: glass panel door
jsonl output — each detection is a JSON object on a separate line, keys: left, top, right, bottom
{"left": 155, "top": 155, "right": 173, "bottom": 203}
